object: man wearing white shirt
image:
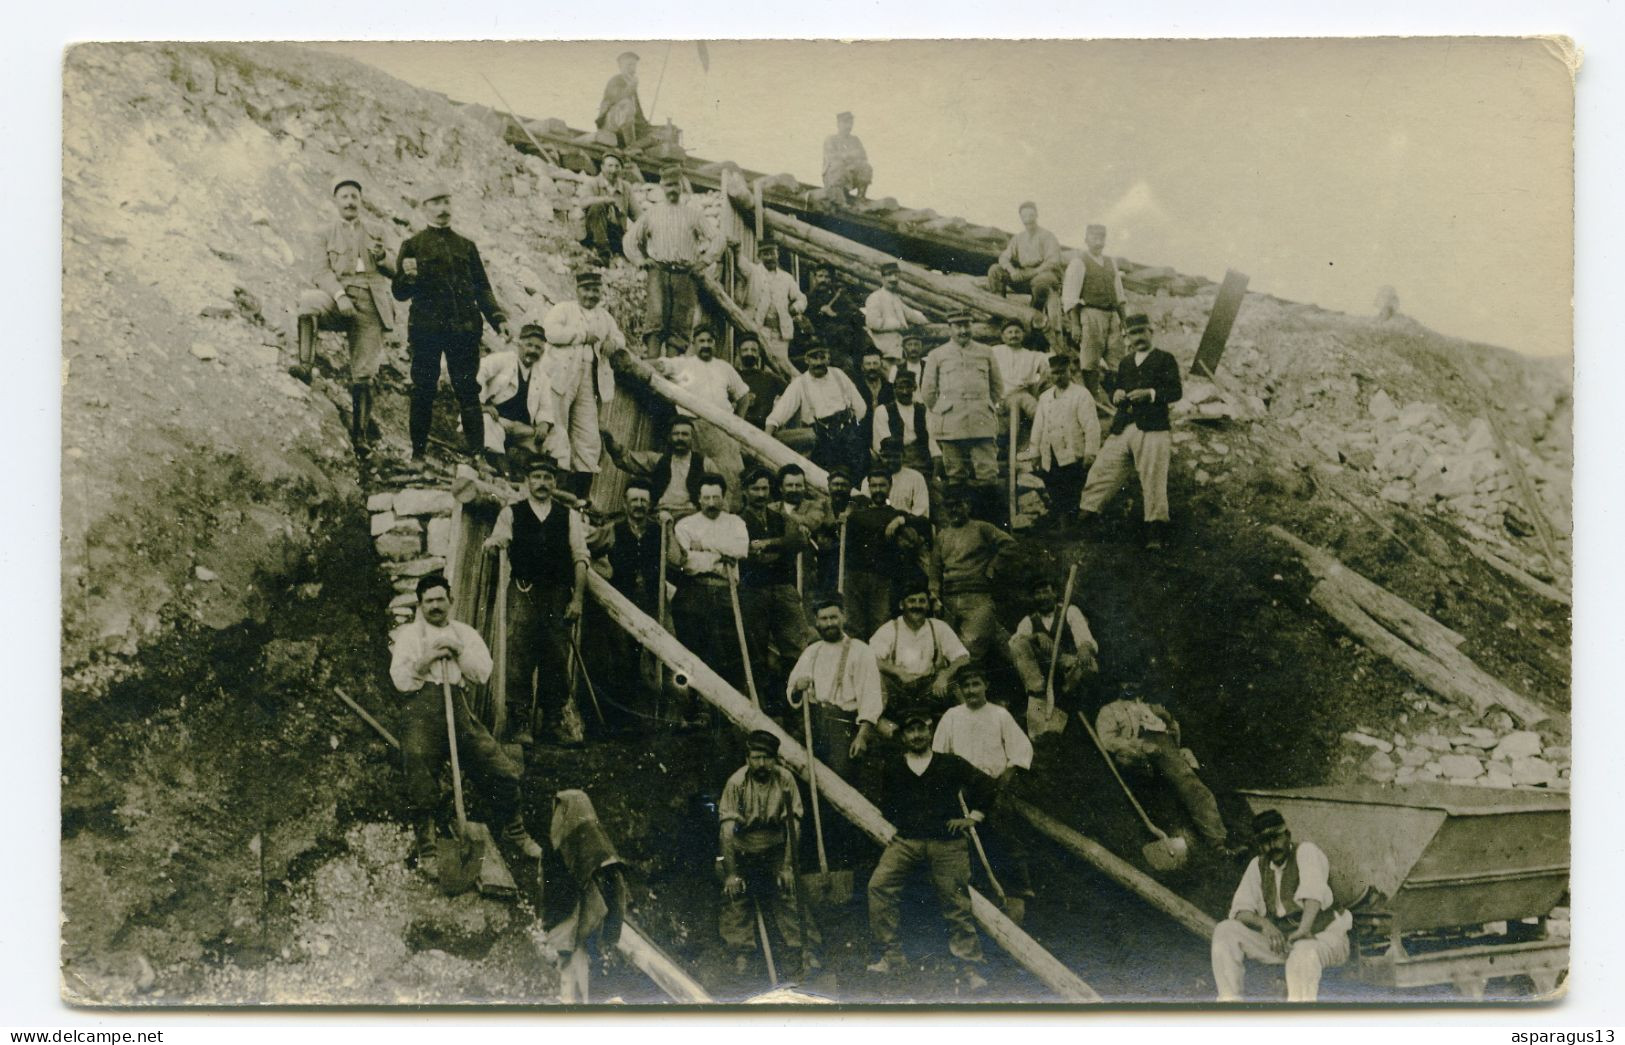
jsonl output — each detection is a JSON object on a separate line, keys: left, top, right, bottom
{"left": 859, "top": 437, "right": 930, "bottom": 519}
{"left": 484, "top": 455, "right": 590, "bottom": 747}
{"left": 1009, "top": 573, "right": 1100, "bottom": 710}
{"left": 541, "top": 272, "right": 626, "bottom": 497}
{"left": 870, "top": 581, "right": 970, "bottom": 720}
{"left": 1024, "top": 354, "right": 1100, "bottom": 530}
{"left": 986, "top": 202, "right": 1064, "bottom": 332}
{"left": 671, "top": 475, "right": 752, "bottom": 699}
{"left": 389, "top": 573, "right": 540, "bottom": 871}
{"left": 1096, "top": 691, "right": 1229, "bottom": 851}
{"left": 992, "top": 319, "right": 1050, "bottom": 443}
{"left": 764, "top": 342, "right": 868, "bottom": 475}
{"left": 787, "top": 597, "right": 884, "bottom": 783}
{"left": 1212, "top": 810, "right": 1351, "bottom": 1002}
{"left": 741, "top": 242, "right": 806, "bottom": 362}
{"left": 870, "top": 371, "right": 938, "bottom": 475}
{"left": 476, "top": 321, "right": 555, "bottom": 476}
{"left": 863, "top": 261, "right": 929, "bottom": 364}
{"left": 654, "top": 327, "right": 748, "bottom": 507}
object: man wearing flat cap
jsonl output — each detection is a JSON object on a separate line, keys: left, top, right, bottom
{"left": 764, "top": 341, "right": 869, "bottom": 477}
{"left": 822, "top": 111, "right": 872, "bottom": 206}
{"left": 718, "top": 729, "right": 823, "bottom": 978}
{"left": 393, "top": 184, "right": 510, "bottom": 465}
{"left": 596, "top": 50, "right": 651, "bottom": 149}
{"left": 540, "top": 270, "right": 626, "bottom": 498}
{"left": 1023, "top": 352, "right": 1099, "bottom": 530}
{"left": 922, "top": 310, "right": 1004, "bottom": 504}
{"left": 295, "top": 172, "right": 397, "bottom": 448}
{"left": 987, "top": 202, "right": 1064, "bottom": 334}
{"left": 1212, "top": 810, "right": 1351, "bottom": 1002}
{"left": 476, "top": 320, "right": 555, "bottom": 476}
{"left": 578, "top": 152, "right": 642, "bottom": 263}
{"left": 623, "top": 167, "right": 720, "bottom": 357}
{"left": 1061, "top": 223, "right": 1127, "bottom": 398}
{"left": 1077, "top": 313, "right": 1182, "bottom": 547}
{"left": 740, "top": 240, "right": 806, "bottom": 367}
{"left": 863, "top": 261, "right": 928, "bottom": 366}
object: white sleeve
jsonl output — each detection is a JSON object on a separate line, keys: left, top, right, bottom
{"left": 1293, "top": 844, "right": 1336, "bottom": 910}
{"left": 936, "top": 620, "right": 970, "bottom": 663}
{"left": 1228, "top": 859, "right": 1265, "bottom": 919}
{"left": 932, "top": 710, "right": 955, "bottom": 754}
{"left": 1002, "top": 708, "right": 1034, "bottom": 769}
{"left": 1067, "top": 606, "right": 1099, "bottom": 656}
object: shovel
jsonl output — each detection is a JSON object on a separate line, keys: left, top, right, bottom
{"left": 1074, "top": 709, "right": 1189, "bottom": 873}
{"left": 438, "top": 674, "right": 488, "bottom": 896}
{"left": 1026, "top": 563, "right": 1077, "bottom": 740}
{"left": 798, "top": 691, "right": 854, "bottom": 907}
{"left": 753, "top": 897, "right": 779, "bottom": 987}
{"left": 958, "top": 791, "right": 1019, "bottom": 922}
{"left": 725, "top": 562, "right": 761, "bottom": 709}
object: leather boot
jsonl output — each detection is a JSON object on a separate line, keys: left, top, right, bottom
{"left": 501, "top": 815, "right": 544, "bottom": 860}
{"left": 349, "top": 384, "right": 366, "bottom": 445}
{"left": 292, "top": 315, "right": 317, "bottom": 383}
{"left": 413, "top": 819, "right": 438, "bottom": 876}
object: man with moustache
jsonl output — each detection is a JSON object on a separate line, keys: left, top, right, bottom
{"left": 922, "top": 310, "right": 1004, "bottom": 506}
{"left": 863, "top": 261, "right": 928, "bottom": 367}
{"left": 624, "top": 167, "right": 720, "bottom": 356}
{"left": 1024, "top": 352, "right": 1100, "bottom": 531}
{"left": 670, "top": 475, "right": 752, "bottom": 698}
{"left": 763, "top": 342, "right": 868, "bottom": 477}
{"left": 476, "top": 320, "right": 554, "bottom": 477}
{"left": 986, "top": 202, "right": 1064, "bottom": 332}
{"left": 578, "top": 151, "right": 641, "bottom": 263}
{"left": 741, "top": 241, "right": 806, "bottom": 366}
{"left": 786, "top": 597, "right": 884, "bottom": 785}
{"left": 1061, "top": 223, "right": 1128, "bottom": 396}
{"left": 738, "top": 468, "right": 815, "bottom": 712}
{"left": 602, "top": 417, "right": 710, "bottom": 522}
{"left": 539, "top": 270, "right": 626, "bottom": 498}
{"left": 870, "top": 370, "right": 937, "bottom": 477}
{"left": 653, "top": 326, "right": 748, "bottom": 508}
{"left": 735, "top": 333, "right": 787, "bottom": 431}
{"left": 869, "top": 579, "right": 970, "bottom": 723}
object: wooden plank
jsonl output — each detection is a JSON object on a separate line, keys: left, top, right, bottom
{"left": 1464, "top": 542, "right": 1571, "bottom": 606}
{"left": 584, "top": 573, "right": 1102, "bottom": 1003}
{"left": 1010, "top": 799, "right": 1218, "bottom": 941}
{"left": 694, "top": 271, "right": 796, "bottom": 380}
{"left": 617, "top": 918, "right": 716, "bottom": 1003}
{"left": 1191, "top": 269, "right": 1249, "bottom": 378}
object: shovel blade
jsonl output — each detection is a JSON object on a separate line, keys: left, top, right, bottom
{"left": 803, "top": 870, "right": 854, "bottom": 907}
{"left": 1026, "top": 698, "right": 1068, "bottom": 739}
{"left": 1143, "top": 834, "right": 1190, "bottom": 873}
{"left": 438, "top": 831, "right": 487, "bottom": 896}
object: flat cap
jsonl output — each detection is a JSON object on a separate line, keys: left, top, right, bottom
{"left": 879, "top": 261, "right": 900, "bottom": 275}
{"left": 518, "top": 321, "right": 548, "bottom": 341}
{"left": 1251, "top": 809, "right": 1288, "bottom": 836}
{"left": 659, "top": 166, "right": 683, "bottom": 185}
{"left": 332, "top": 172, "right": 364, "bottom": 195}
{"left": 1123, "top": 313, "right": 1152, "bottom": 334}
{"left": 523, "top": 453, "right": 561, "bottom": 475}
{"left": 575, "top": 270, "right": 603, "bottom": 286}
{"left": 899, "top": 709, "right": 934, "bottom": 729}
{"left": 1086, "top": 223, "right": 1107, "bottom": 235}
{"left": 946, "top": 309, "right": 976, "bottom": 324}
{"left": 618, "top": 50, "right": 640, "bottom": 63}
{"left": 746, "top": 729, "right": 781, "bottom": 755}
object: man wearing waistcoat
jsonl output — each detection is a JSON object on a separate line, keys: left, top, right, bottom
{"left": 1077, "top": 313, "right": 1182, "bottom": 548}
{"left": 602, "top": 417, "right": 710, "bottom": 522}
{"left": 1212, "top": 809, "right": 1351, "bottom": 1003}
{"left": 484, "top": 455, "right": 590, "bottom": 747}
{"left": 476, "top": 321, "right": 554, "bottom": 477}
{"left": 871, "top": 370, "right": 937, "bottom": 476}
{"left": 296, "top": 173, "right": 397, "bottom": 446}
{"left": 1061, "top": 224, "right": 1127, "bottom": 397}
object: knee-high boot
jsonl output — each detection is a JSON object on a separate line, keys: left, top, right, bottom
{"left": 294, "top": 315, "right": 317, "bottom": 383}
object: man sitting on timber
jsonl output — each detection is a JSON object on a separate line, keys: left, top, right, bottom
{"left": 842, "top": 466, "right": 930, "bottom": 642}
{"left": 1212, "top": 809, "right": 1351, "bottom": 1003}
{"left": 869, "top": 579, "right": 970, "bottom": 723}
{"left": 389, "top": 574, "right": 542, "bottom": 870}
{"left": 822, "top": 110, "right": 873, "bottom": 205}
{"left": 736, "top": 334, "right": 787, "bottom": 431}
{"left": 1024, "top": 353, "right": 1099, "bottom": 532}
{"left": 1009, "top": 573, "right": 1099, "bottom": 713}
{"left": 602, "top": 417, "right": 709, "bottom": 522}
{"left": 870, "top": 371, "right": 937, "bottom": 477}
{"left": 670, "top": 474, "right": 751, "bottom": 701}
{"left": 787, "top": 597, "right": 884, "bottom": 785}
{"left": 763, "top": 342, "right": 868, "bottom": 477}
{"left": 652, "top": 326, "right": 748, "bottom": 508}
{"left": 929, "top": 486, "right": 1018, "bottom": 669}
{"left": 540, "top": 270, "right": 625, "bottom": 497}
{"left": 1077, "top": 313, "right": 1182, "bottom": 548}
{"left": 294, "top": 173, "right": 396, "bottom": 449}
{"left": 476, "top": 320, "right": 555, "bottom": 477}
{"left": 624, "top": 167, "right": 720, "bottom": 357}
{"left": 932, "top": 664, "right": 1034, "bottom": 919}
{"left": 578, "top": 152, "right": 641, "bottom": 264}
{"left": 739, "top": 467, "right": 815, "bottom": 713}
{"left": 922, "top": 311, "right": 1004, "bottom": 507}
{"left": 986, "top": 202, "right": 1063, "bottom": 332}
{"left": 1096, "top": 690, "right": 1230, "bottom": 854}
{"left": 867, "top": 708, "right": 992, "bottom": 990}
{"left": 719, "top": 730, "right": 824, "bottom": 978}
{"left": 1061, "top": 224, "right": 1127, "bottom": 397}
{"left": 863, "top": 262, "right": 928, "bottom": 367}
{"left": 804, "top": 265, "right": 865, "bottom": 371}
{"left": 596, "top": 50, "right": 651, "bottom": 150}
{"left": 484, "top": 455, "right": 590, "bottom": 748}
{"left": 859, "top": 437, "right": 930, "bottom": 519}
{"left": 741, "top": 241, "right": 806, "bottom": 365}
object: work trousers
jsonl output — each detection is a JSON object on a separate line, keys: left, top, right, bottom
{"left": 1080, "top": 425, "right": 1172, "bottom": 523}
{"left": 940, "top": 438, "right": 998, "bottom": 485}
{"left": 823, "top": 161, "right": 873, "bottom": 198}
{"left": 297, "top": 285, "right": 386, "bottom": 381}
{"left": 741, "top": 583, "right": 814, "bottom": 714}
{"left": 398, "top": 682, "right": 523, "bottom": 824}
{"left": 1127, "top": 733, "right": 1228, "bottom": 847}
{"left": 507, "top": 581, "right": 574, "bottom": 741}
{"left": 1211, "top": 917, "right": 1350, "bottom": 1002}
{"left": 642, "top": 264, "right": 698, "bottom": 353}
{"left": 942, "top": 591, "right": 1008, "bottom": 667}
{"left": 842, "top": 570, "right": 894, "bottom": 644}
{"left": 582, "top": 203, "right": 626, "bottom": 258}
{"left": 1009, "top": 639, "right": 1096, "bottom": 708}
{"left": 672, "top": 579, "right": 747, "bottom": 696}
{"left": 1039, "top": 460, "right": 1087, "bottom": 516}
{"left": 719, "top": 845, "right": 823, "bottom": 959}
{"left": 540, "top": 345, "right": 603, "bottom": 474}
{"left": 986, "top": 264, "right": 1063, "bottom": 316}
{"left": 1074, "top": 306, "right": 1124, "bottom": 372}
{"left": 409, "top": 329, "right": 484, "bottom": 457}
{"left": 868, "top": 837, "right": 984, "bottom": 963}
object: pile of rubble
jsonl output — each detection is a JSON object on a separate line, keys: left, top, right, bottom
{"left": 367, "top": 488, "right": 458, "bottom": 623}
{"left": 1341, "top": 697, "right": 1570, "bottom": 792}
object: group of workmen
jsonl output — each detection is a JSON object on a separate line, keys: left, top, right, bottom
{"left": 308, "top": 66, "right": 1349, "bottom": 998}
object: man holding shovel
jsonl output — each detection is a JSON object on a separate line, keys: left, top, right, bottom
{"left": 388, "top": 574, "right": 542, "bottom": 875}
{"left": 1095, "top": 690, "right": 1232, "bottom": 855}
{"left": 1009, "top": 573, "right": 1099, "bottom": 718}
{"left": 718, "top": 730, "right": 824, "bottom": 979}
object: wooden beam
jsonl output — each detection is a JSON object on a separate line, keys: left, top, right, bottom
{"left": 1010, "top": 799, "right": 1218, "bottom": 941}
{"left": 584, "top": 573, "right": 1102, "bottom": 1003}
{"left": 1464, "top": 542, "right": 1571, "bottom": 607}
{"left": 1191, "top": 269, "right": 1249, "bottom": 378}
{"left": 694, "top": 270, "right": 796, "bottom": 381}
{"left": 618, "top": 918, "right": 715, "bottom": 1002}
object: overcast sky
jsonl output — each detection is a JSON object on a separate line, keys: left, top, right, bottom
{"left": 320, "top": 39, "right": 1573, "bottom": 358}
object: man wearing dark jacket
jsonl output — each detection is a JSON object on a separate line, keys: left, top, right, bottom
{"left": 866, "top": 709, "right": 993, "bottom": 990}
{"left": 1077, "top": 313, "right": 1182, "bottom": 547}
{"left": 392, "top": 184, "right": 510, "bottom": 464}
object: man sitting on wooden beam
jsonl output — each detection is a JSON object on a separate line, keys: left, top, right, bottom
{"left": 986, "top": 202, "right": 1063, "bottom": 333}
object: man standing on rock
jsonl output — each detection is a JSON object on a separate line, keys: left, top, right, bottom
{"left": 389, "top": 574, "right": 542, "bottom": 871}
{"left": 578, "top": 152, "right": 641, "bottom": 263}
{"left": 822, "top": 111, "right": 872, "bottom": 206}
{"left": 1077, "top": 313, "right": 1182, "bottom": 548}
{"left": 623, "top": 167, "right": 720, "bottom": 356}
{"left": 866, "top": 708, "right": 992, "bottom": 991}
{"left": 484, "top": 455, "right": 590, "bottom": 747}
{"left": 541, "top": 271, "right": 625, "bottom": 499}
{"left": 922, "top": 312, "right": 1004, "bottom": 514}
{"left": 987, "top": 203, "right": 1064, "bottom": 333}
{"left": 392, "top": 183, "right": 510, "bottom": 466}
{"left": 296, "top": 172, "right": 396, "bottom": 447}
{"left": 1061, "top": 224, "right": 1127, "bottom": 397}
{"left": 1212, "top": 810, "right": 1351, "bottom": 1002}
{"left": 719, "top": 729, "right": 824, "bottom": 979}
{"left": 863, "top": 262, "right": 928, "bottom": 367}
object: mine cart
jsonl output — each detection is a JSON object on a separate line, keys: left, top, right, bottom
{"left": 1240, "top": 783, "right": 1568, "bottom": 999}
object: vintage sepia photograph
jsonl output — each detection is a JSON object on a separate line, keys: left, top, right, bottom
{"left": 58, "top": 37, "right": 1575, "bottom": 1008}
